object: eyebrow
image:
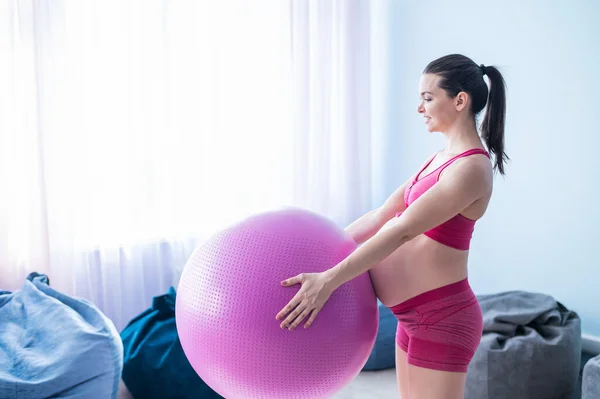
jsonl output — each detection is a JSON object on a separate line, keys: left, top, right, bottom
{"left": 420, "top": 91, "right": 433, "bottom": 96}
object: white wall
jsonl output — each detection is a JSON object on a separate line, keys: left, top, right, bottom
{"left": 371, "top": 0, "right": 600, "bottom": 335}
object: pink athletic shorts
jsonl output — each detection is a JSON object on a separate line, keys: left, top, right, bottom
{"left": 390, "top": 278, "right": 483, "bottom": 373}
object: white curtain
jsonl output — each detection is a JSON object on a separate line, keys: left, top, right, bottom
{"left": 0, "top": 0, "right": 374, "bottom": 331}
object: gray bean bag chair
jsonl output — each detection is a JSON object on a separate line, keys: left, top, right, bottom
{"left": 465, "top": 291, "right": 581, "bottom": 399}
{"left": 583, "top": 354, "right": 600, "bottom": 399}
{"left": 0, "top": 273, "right": 123, "bottom": 399}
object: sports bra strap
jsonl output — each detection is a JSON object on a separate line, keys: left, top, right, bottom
{"left": 436, "top": 148, "right": 490, "bottom": 179}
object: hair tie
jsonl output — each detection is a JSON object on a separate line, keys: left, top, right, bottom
{"left": 479, "top": 64, "right": 487, "bottom": 75}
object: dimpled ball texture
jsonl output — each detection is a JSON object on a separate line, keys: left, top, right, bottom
{"left": 175, "top": 208, "right": 379, "bottom": 399}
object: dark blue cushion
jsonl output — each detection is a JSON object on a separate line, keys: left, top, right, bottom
{"left": 121, "top": 287, "right": 223, "bottom": 399}
{"left": 363, "top": 301, "right": 397, "bottom": 370}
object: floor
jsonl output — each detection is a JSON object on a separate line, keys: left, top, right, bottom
{"left": 116, "top": 373, "right": 400, "bottom": 399}
{"left": 334, "top": 351, "right": 596, "bottom": 399}
{"left": 333, "top": 368, "right": 397, "bottom": 398}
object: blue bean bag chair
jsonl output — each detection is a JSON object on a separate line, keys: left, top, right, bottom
{"left": 120, "top": 287, "right": 223, "bottom": 399}
{"left": 363, "top": 300, "right": 397, "bottom": 370}
{"left": 0, "top": 272, "right": 123, "bottom": 399}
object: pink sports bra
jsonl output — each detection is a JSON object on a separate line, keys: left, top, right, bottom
{"left": 399, "top": 148, "right": 490, "bottom": 250}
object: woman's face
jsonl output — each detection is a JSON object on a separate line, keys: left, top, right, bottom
{"left": 417, "top": 73, "right": 459, "bottom": 133}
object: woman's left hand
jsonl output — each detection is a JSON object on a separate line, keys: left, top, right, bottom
{"left": 275, "top": 271, "right": 336, "bottom": 331}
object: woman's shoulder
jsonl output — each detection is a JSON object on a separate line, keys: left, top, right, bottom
{"left": 441, "top": 153, "right": 493, "bottom": 191}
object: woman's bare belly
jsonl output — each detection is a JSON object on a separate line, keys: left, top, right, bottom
{"left": 369, "top": 225, "right": 470, "bottom": 307}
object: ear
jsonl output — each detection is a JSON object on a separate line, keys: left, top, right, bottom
{"left": 454, "top": 92, "right": 469, "bottom": 112}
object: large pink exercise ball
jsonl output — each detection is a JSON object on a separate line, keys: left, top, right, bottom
{"left": 175, "top": 208, "right": 379, "bottom": 399}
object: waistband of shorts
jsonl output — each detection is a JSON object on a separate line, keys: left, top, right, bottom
{"left": 389, "top": 278, "right": 472, "bottom": 314}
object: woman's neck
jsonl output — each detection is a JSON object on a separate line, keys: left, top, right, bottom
{"left": 441, "top": 119, "right": 483, "bottom": 155}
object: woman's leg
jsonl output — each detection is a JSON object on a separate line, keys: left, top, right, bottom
{"left": 395, "top": 324, "right": 411, "bottom": 398}
{"left": 408, "top": 366, "right": 467, "bottom": 399}
{"left": 395, "top": 343, "right": 411, "bottom": 398}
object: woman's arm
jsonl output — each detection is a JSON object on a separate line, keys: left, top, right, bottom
{"left": 344, "top": 178, "right": 412, "bottom": 245}
{"left": 276, "top": 155, "right": 491, "bottom": 331}
{"left": 326, "top": 158, "right": 492, "bottom": 288}
{"left": 345, "top": 154, "right": 440, "bottom": 244}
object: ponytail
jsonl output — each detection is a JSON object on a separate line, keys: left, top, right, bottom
{"left": 480, "top": 65, "right": 508, "bottom": 175}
